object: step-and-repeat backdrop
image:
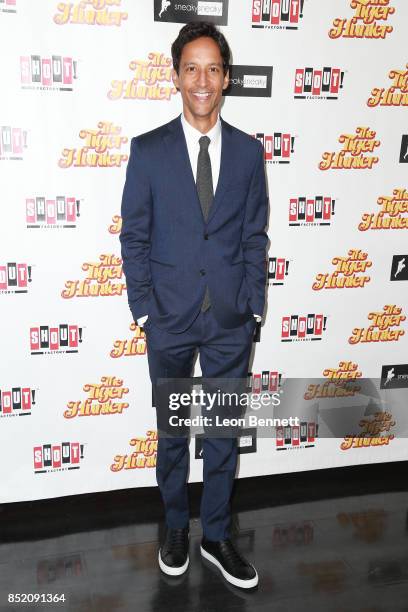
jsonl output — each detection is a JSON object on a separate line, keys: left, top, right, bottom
{"left": 1, "top": 0, "right": 407, "bottom": 503}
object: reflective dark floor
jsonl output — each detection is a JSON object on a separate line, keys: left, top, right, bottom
{"left": 1, "top": 474, "right": 408, "bottom": 611}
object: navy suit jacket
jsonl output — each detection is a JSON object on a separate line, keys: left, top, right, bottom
{"left": 120, "top": 114, "right": 268, "bottom": 333}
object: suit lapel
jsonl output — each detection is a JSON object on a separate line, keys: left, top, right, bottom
{"left": 163, "top": 115, "right": 204, "bottom": 225}
{"left": 162, "top": 114, "right": 235, "bottom": 226}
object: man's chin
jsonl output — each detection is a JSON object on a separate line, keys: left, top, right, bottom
{"left": 187, "top": 105, "right": 218, "bottom": 120}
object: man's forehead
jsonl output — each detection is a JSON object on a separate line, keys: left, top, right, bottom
{"left": 180, "top": 56, "right": 223, "bottom": 65}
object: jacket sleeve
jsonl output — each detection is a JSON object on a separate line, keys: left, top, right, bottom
{"left": 119, "top": 137, "right": 154, "bottom": 322}
{"left": 242, "top": 141, "right": 269, "bottom": 317}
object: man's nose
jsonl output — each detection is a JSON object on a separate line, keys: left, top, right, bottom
{"left": 196, "top": 69, "right": 209, "bottom": 87}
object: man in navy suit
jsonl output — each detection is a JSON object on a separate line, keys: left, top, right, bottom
{"left": 120, "top": 22, "right": 268, "bottom": 589}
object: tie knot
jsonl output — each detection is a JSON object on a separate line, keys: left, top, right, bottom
{"left": 199, "top": 135, "right": 211, "bottom": 150}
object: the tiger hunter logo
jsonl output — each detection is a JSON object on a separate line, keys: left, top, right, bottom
{"left": 108, "top": 53, "right": 177, "bottom": 101}
{"left": 348, "top": 305, "right": 405, "bottom": 344}
{"left": 358, "top": 188, "right": 408, "bottom": 231}
{"left": 312, "top": 249, "right": 372, "bottom": 290}
{"left": 58, "top": 122, "right": 128, "bottom": 168}
{"left": 64, "top": 376, "right": 129, "bottom": 418}
{"left": 304, "top": 361, "right": 363, "bottom": 401}
{"left": 61, "top": 254, "right": 126, "bottom": 298}
{"left": 111, "top": 431, "right": 157, "bottom": 471}
{"left": 329, "top": 0, "right": 396, "bottom": 40}
{"left": 53, "top": 0, "right": 128, "bottom": 26}
{"left": 367, "top": 63, "right": 408, "bottom": 108}
{"left": 319, "top": 127, "right": 380, "bottom": 170}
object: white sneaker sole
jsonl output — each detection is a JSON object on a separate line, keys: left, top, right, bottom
{"left": 200, "top": 545, "right": 259, "bottom": 589}
{"left": 158, "top": 549, "right": 189, "bottom": 576}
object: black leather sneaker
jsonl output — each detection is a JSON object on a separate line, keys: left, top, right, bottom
{"left": 200, "top": 536, "right": 258, "bottom": 588}
{"left": 158, "top": 527, "right": 189, "bottom": 576}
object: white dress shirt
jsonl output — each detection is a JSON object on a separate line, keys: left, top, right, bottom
{"left": 137, "top": 113, "right": 261, "bottom": 326}
{"left": 180, "top": 112, "right": 222, "bottom": 190}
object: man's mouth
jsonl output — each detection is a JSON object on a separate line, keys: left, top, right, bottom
{"left": 192, "top": 92, "right": 213, "bottom": 100}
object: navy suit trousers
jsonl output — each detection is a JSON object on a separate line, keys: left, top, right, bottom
{"left": 144, "top": 306, "right": 256, "bottom": 541}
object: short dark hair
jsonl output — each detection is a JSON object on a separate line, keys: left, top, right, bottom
{"left": 171, "top": 21, "right": 231, "bottom": 75}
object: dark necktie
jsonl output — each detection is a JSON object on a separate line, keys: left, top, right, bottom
{"left": 196, "top": 135, "right": 213, "bottom": 312}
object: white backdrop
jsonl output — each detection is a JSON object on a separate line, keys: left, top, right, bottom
{"left": 1, "top": 0, "right": 407, "bottom": 504}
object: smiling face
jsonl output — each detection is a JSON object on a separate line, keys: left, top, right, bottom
{"left": 172, "top": 36, "right": 230, "bottom": 133}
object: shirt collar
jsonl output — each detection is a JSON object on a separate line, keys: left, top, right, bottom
{"left": 180, "top": 112, "right": 221, "bottom": 147}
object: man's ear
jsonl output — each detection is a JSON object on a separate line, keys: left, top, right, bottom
{"left": 222, "top": 69, "right": 230, "bottom": 90}
{"left": 172, "top": 68, "right": 180, "bottom": 90}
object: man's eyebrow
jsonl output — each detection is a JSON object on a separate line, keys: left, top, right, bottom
{"left": 182, "top": 60, "right": 223, "bottom": 66}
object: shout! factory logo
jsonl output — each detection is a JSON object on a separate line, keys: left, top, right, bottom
{"left": 349, "top": 305, "right": 405, "bottom": 345}
{"left": 367, "top": 63, "right": 408, "bottom": 107}
{"left": 358, "top": 188, "right": 408, "bottom": 231}
{"left": 253, "top": 132, "right": 295, "bottom": 164}
{"left": 399, "top": 135, "right": 408, "bottom": 164}
{"left": 111, "top": 431, "right": 157, "bottom": 471}
{"left": 30, "top": 324, "right": 83, "bottom": 355}
{"left": 0, "top": 126, "right": 27, "bottom": 160}
{"left": 390, "top": 255, "right": 408, "bottom": 282}
{"left": 319, "top": 127, "right": 380, "bottom": 170}
{"left": 65, "top": 376, "right": 129, "bottom": 419}
{"left": 329, "top": 0, "right": 395, "bottom": 40}
{"left": 380, "top": 364, "right": 408, "bottom": 389}
{"left": 34, "top": 442, "right": 84, "bottom": 473}
{"left": 53, "top": 0, "right": 128, "bottom": 26}
{"left": 312, "top": 249, "right": 372, "bottom": 290}
{"left": 340, "top": 412, "right": 395, "bottom": 450}
{"left": 26, "top": 195, "right": 82, "bottom": 229}
{"left": 281, "top": 314, "right": 327, "bottom": 342}
{"left": 0, "top": 0, "right": 16, "bottom": 13}
{"left": 20, "top": 55, "right": 77, "bottom": 91}
{"left": 108, "top": 52, "right": 177, "bottom": 101}
{"left": 110, "top": 322, "right": 147, "bottom": 358}
{"left": 59, "top": 121, "right": 128, "bottom": 168}
{"left": 109, "top": 214, "right": 122, "bottom": 234}
{"left": 251, "top": 0, "right": 304, "bottom": 29}
{"left": 289, "top": 196, "right": 335, "bottom": 226}
{"left": 154, "top": 0, "right": 228, "bottom": 25}
{"left": 224, "top": 65, "right": 272, "bottom": 97}
{"left": 0, "top": 262, "right": 32, "bottom": 293}
{"left": 294, "top": 67, "right": 344, "bottom": 99}
{"left": 267, "top": 257, "right": 290, "bottom": 286}
{"left": 0, "top": 386, "right": 36, "bottom": 418}
{"left": 276, "top": 420, "right": 317, "bottom": 450}
{"left": 248, "top": 370, "right": 282, "bottom": 393}
{"left": 61, "top": 254, "right": 125, "bottom": 298}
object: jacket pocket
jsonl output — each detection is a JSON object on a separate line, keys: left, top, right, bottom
{"left": 149, "top": 256, "right": 176, "bottom": 267}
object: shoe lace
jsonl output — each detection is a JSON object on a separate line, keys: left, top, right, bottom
{"left": 222, "top": 540, "right": 247, "bottom": 567}
{"left": 168, "top": 529, "right": 188, "bottom": 552}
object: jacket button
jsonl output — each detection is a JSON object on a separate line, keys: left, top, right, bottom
{"left": 204, "top": 233, "right": 208, "bottom": 240}
{"left": 200, "top": 269, "right": 206, "bottom": 276}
